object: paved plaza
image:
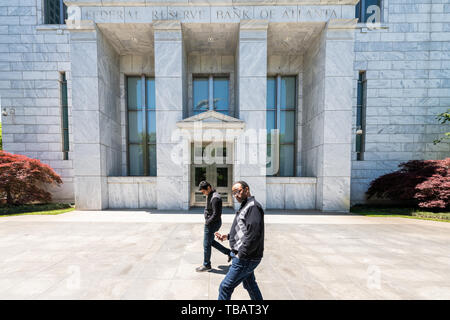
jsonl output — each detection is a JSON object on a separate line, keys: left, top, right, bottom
{"left": 0, "top": 210, "right": 449, "bottom": 300}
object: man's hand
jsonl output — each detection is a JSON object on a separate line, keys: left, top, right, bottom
{"left": 215, "top": 232, "right": 228, "bottom": 242}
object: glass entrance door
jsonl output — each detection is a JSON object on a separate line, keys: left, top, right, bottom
{"left": 190, "top": 144, "right": 233, "bottom": 207}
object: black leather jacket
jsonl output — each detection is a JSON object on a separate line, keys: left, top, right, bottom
{"left": 204, "top": 189, "right": 222, "bottom": 225}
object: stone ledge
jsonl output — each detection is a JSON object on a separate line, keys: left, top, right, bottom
{"left": 107, "top": 176, "right": 157, "bottom": 184}
{"left": 356, "top": 22, "right": 390, "bottom": 32}
{"left": 35, "top": 24, "right": 68, "bottom": 33}
{"left": 267, "top": 177, "right": 317, "bottom": 184}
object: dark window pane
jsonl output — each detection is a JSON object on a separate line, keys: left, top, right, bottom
{"left": 61, "top": 74, "right": 68, "bottom": 106}
{"left": 61, "top": 79, "right": 68, "bottom": 129}
{"left": 356, "top": 71, "right": 366, "bottom": 160}
{"left": 355, "top": 1, "right": 361, "bottom": 22}
{"left": 147, "top": 110, "right": 156, "bottom": 144}
{"left": 127, "top": 77, "right": 143, "bottom": 110}
{"left": 356, "top": 81, "right": 363, "bottom": 127}
{"left": 146, "top": 78, "right": 155, "bottom": 110}
{"left": 356, "top": 134, "right": 362, "bottom": 153}
{"left": 365, "top": 0, "right": 381, "bottom": 12}
{"left": 266, "top": 143, "right": 272, "bottom": 168}
{"left": 357, "top": 74, "right": 363, "bottom": 103}
{"left": 281, "top": 76, "right": 296, "bottom": 109}
{"left": 356, "top": 107, "right": 362, "bottom": 128}
{"left": 128, "top": 111, "right": 145, "bottom": 144}
{"left": 266, "top": 143, "right": 271, "bottom": 160}
{"left": 193, "top": 78, "right": 209, "bottom": 114}
{"left": 359, "top": 0, "right": 381, "bottom": 23}
{"left": 129, "top": 144, "right": 144, "bottom": 176}
{"left": 62, "top": 110, "right": 68, "bottom": 129}
{"left": 213, "top": 77, "right": 229, "bottom": 113}
{"left": 195, "top": 167, "right": 207, "bottom": 187}
{"left": 217, "top": 167, "right": 228, "bottom": 187}
{"left": 267, "top": 110, "right": 276, "bottom": 144}
{"left": 266, "top": 143, "right": 279, "bottom": 176}
{"left": 127, "top": 76, "right": 157, "bottom": 176}
{"left": 279, "top": 145, "right": 294, "bottom": 177}
{"left": 280, "top": 110, "right": 295, "bottom": 144}
{"left": 267, "top": 77, "right": 276, "bottom": 109}
{"left": 148, "top": 144, "right": 157, "bottom": 176}
{"left": 63, "top": 130, "right": 69, "bottom": 152}
{"left": 60, "top": 73, "right": 69, "bottom": 155}
{"left": 45, "top": 0, "right": 67, "bottom": 24}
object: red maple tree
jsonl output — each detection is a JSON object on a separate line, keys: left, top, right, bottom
{"left": 0, "top": 150, "right": 62, "bottom": 205}
{"left": 366, "top": 158, "right": 450, "bottom": 210}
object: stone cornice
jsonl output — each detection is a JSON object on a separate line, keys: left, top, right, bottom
{"left": 64, "top": 1, "right": 361, "bottom": 7}
{"left": 68, "top": 4, "right": 356, "bottom": 24}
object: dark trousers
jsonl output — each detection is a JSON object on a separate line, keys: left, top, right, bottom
{"left": 218, "top": 251, "right": 263, "bottom": 300}
{"left": 203, "top": 219, "right": 231, "bottom": 268}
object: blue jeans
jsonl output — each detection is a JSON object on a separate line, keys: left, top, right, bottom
{"left": 218, "top": 251, "right": 263, "bottom": 300}
{"left": 203, "top": 219, "right": 231, "bottom": 268}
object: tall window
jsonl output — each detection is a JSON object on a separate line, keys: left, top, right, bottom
{"left": 356, "top": 0, "right": 382, "bottom": 23}
{"left": 267, "top": 76, "right": 296, "bottom": 177}
{"left": 44, "top": 0, "right": 68, "bottom": 25}
{"left": 60, "top": 72, "right": 69, "bottom": 160}
{"left": 356, "top": 71, "right": 367, "bottom": 161}
{"left": 193, "top": 76, "right": 229, "bottom": 115}
{"left": 127, "top": 76, "right": 156, "bottom": 176}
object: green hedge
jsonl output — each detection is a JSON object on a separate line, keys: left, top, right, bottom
{"left": 351, "top": 205, "right": 450, "bottom": 221}
{"left": 0, "top": 203, "right": 73, "bottom": 215}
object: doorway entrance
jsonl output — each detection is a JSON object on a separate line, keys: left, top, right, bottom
{"left": 190, "top": 143, "right": 233, "bottom": 207}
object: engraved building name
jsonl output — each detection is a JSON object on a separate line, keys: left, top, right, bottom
{"left": 81, "top": 6, "right": 346, "bottom": 23}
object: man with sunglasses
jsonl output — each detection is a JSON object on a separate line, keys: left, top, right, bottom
{"left": 215, "top": 181, "right": 264, "bottom": 300}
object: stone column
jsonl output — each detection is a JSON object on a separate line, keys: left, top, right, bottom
{"left": 68, "top": 21, "right": 109, "bottom": 210}
{"left": 236, "top": 20, "right": 268, "bottom": 209}
{"left": 153, "top": 21, "right": 188, "bottom": 210}
{"left": 317, "top": 19, "right": 356, "bottom": 212}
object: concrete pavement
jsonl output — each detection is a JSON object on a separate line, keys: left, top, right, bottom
{"left": 0, "top": 210, "right": 449, "bottom": 299}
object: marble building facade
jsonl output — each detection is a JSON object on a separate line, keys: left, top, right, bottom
{"left": 0, "top": 0, "right": 449, "bottom": 212}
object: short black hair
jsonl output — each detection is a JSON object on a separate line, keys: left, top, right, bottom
{"left": 233, "top": 181, "right": 249, "bottom": 190}
{"left": 198, "top": 180, "right": 211, "bottom": 191}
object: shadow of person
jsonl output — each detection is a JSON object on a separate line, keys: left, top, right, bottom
{"left": 209, "top": 265, "right": 230, "bottom": 275}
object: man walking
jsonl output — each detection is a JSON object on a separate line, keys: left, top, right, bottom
{"left": 215, "top": 181, "right": 264, "bottom": 300}
{"left": 196, "top": 181, "right": 232, "bottom": 272}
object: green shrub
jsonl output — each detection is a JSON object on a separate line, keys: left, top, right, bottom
{"left": 0, "top": 203, "right": 72, "bottom": 215}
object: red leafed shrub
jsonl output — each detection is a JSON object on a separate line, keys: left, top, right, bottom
{"left": 366, "top": 158, "right": 450, "bottom": 210}
{"left": 0, "top": 150, "right": 62, "bottom": 206}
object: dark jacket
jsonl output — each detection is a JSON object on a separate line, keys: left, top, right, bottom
{"left": 228, "top": 196, "right": 264, "bottom": 260}
{"left": 204, "top": 189, "right": 222, "bottom": 225}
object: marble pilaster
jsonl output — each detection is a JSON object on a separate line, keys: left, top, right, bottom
{"left": 236, "top": 20, "right": 268, "bottom": 209}
{"left": 68, "top": 22, "right": 107, "bottom": 210}
{"left": 154, "top": 20, "right": 188, "bottom": 210}
{"left": 317, "top": 19, "right": 356, "bottom": 212}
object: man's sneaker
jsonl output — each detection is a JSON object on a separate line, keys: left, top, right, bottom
{"left": 196, "top": 265, "right": 211, "bottom": 272}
